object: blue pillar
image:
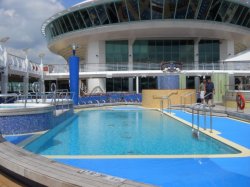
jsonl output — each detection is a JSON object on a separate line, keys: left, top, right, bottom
{"left": 68, "top": 54, "right": 79, "bottom": 105}
{"left": 157, "top": 75, "right": 179, "bottom": 89}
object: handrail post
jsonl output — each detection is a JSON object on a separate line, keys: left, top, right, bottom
{"left": 192, "top": 107, "right": 194, "bottom": 130}
{"left": 210, "top": 106, "right": 213, "bottom": 133}
{"left": 203, "top": 104, "right": 206, "bottom": 130}
{"left": 197, "top": 106, "right": 200, "bottom": 133}
{"left": 161, "top": 99, "right": 163, "bottom": 114}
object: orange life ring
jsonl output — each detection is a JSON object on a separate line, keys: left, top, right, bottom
{"left": 236, "top": 93, "right": 245, "bottom": 110}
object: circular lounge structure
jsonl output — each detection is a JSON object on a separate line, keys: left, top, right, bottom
{"left": 42, "top": 0, "right": 250, "bottom": 103}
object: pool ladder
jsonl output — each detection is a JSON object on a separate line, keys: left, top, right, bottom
{"left": 191, "top": 103, "right": 213, "bottom": 137}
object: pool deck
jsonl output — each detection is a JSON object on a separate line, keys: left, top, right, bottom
{"left": 0, "top": 136, "right": 153, "bottom": 186}
{"left": 1, "top": 105, "right": 250, "bottom": 186}
{"left": 54, "top": 105, "right": 250, "bottom": 187}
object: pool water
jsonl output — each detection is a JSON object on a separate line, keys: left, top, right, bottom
{"left": 0, "top": 105, "right": 24, "bottom": 109}
{"left": 25, "top": 109, "right": 239, "bottom": 155}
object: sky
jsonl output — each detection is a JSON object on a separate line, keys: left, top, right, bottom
{"left": 1, "top": 0, "right": 250, "bottom": 65}
{"left": 0, "top": 0, "right": 83, "bottom": 64}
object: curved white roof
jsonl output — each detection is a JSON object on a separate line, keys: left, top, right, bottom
{"left": 225, "top": 50, "right": 250, "bottom": 62}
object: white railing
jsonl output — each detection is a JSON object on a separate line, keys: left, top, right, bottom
{"left": 44, "top": 61, "right": 250, "bottom": 74}
{"left": 7, "top": 53, "right": 41, "bottom": 75}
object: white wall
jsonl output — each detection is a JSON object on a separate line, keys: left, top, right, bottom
{"left": 87, "top": 78, "right": 106, "bottom": 93}
{"left": 86, "top": 40, "right": 106, "bottom": 93}
{"left": 220, "top": 40, "right": 234, "bottom": 60}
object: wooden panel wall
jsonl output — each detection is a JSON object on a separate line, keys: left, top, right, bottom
{"left": 142, "top": 89, "right": 196, "bottom": 109}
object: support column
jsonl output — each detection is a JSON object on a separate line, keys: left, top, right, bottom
{"left": 220, "top": 40, "right": 234, "bottom": 69}
{"left": 194, "top": 39, "right": 200, "bottom": 69}
{"left": 23, "top": 57, "right": 29, "bottom": 95}
{"left": 129, "top": 78, "right": 133, "bottom": 93}
{"left": 1, "top": 74, "right": 8, "bottom": 94}
{"left": 1, "top": 48, "right": 8, "bottom": 94}
{"left": 194, "top": 76, "right": 200, "bottom": 99}
{"left": 68, "top": 45, "right": 79, "bottom": 105}
{"left": 136, "top": 76, "right": 139, "bottom": 94}
{"left": 39, "top": 53, "right": 45, "bottom": 93}
{"left": 128, "top": 39, "right": 134, "bottom": 93}
{"left": 86, "top": 40, "right": 106, "bottom": 93}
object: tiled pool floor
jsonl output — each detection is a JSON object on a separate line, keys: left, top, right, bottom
{"left": 53, "top": 110, "right": 250, "bottom": 186}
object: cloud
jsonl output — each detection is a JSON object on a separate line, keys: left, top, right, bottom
{"left": 0, "top": 0, "right": 66, "bottom": 64}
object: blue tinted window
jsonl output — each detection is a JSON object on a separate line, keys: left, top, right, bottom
{"left": 106, "top": 3, "right": 119, "bottom": 23}
{"left": 164, "top": 0, "right": 177, "bottom": 19}
{"left": 199, "top": 40, "right": 219, "bottom": 64}
{"left": 152, "top": 0, "right": 164, "bottom": 19}
{"left": 115, "top": 1, "right": 129, "bottom": 22}
{"left": 63, "top": 15, "right": 73, "bottom": 31}
{"left": 197, "top": 0, "right": 213, "bottom": 20}
{"left": 68, "top": 13, "right": 79, "bottom": 30}
{"left": 139, "top": 0, "right": 151, "bottom": 20}
{"left": 242, "top": 11, "right": 250, "bottom": 26}
{"left": 207, "top": 1, "right": 222, "bottom": 21}
{"left": 175, "top": 0, "right": 189, "bottom": 19}
{"left": 53, "top": 20, "right": 63, "bottom": 35}
{"left": 79, "top": 9, "right": 92, "bottom": 27}
{"left": 223, "top": 3, "right": 238, "bottom": 23}
{"left": 96, "top": 5, "right": 110, "bottom": 25}
{"left": 126, "top": 0, "right": 140, "bottom": 21}
{"left": 58, "top": 17, "right": 68, "bottom": 33}
{"left": 88, "top": 7, "right": 101, "bottom": 26}
{"left": 186, "top": 0, "right": 199, "bottom": 19}
{"left": 215, "top": 1, "right": 230, "bottom": 22}
{"left": 237, "top": 7, "right": 248, "bottom": 25}
{"left": 73, "top": 11, "right": 86, "bottom": 29}
{"left": 231, "top": 5, "right": 244, "bottom": 24}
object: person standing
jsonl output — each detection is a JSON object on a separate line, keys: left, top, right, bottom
{"left": 205, "top": 78, "right": 215, "bottom": 106}
{"left": 199, "top": 79, "right": 206, "bottom": 103}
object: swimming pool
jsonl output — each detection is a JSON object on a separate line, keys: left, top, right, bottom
{"left": 25, "top": 108, "right": 239, "bottom": 156}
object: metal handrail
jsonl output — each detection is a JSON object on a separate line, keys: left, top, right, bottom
{"left": 1, "top": 92, "right": 73, "bottom": 110}
{"left": 181, "top": 91, "right": 196, "bottom": 110}
{"left": 191, "top": 103, "right": 213, "bottom": 137}
{"left": 153, "top": 91, "right": 178, "bottom": 114}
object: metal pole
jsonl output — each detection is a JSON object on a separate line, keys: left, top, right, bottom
{"left": 210, "top": 107, "right": 213, "bottom": 133}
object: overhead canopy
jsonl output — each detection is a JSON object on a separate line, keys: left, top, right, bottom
{"left": 225, "top": 50, "right": 250, "bottom": 62}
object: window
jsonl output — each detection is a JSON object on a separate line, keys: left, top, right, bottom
{"left": 139, "top": 0, "right": 151, "bottom": 20}
{"left": 106, "top": 41, "right": 128, "bottom": 63}
{"left": 115, "top": 1, "right": 129, "bottom": 22}
{"left": 152, "top": 0, "right": 164, "bottom": 19}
